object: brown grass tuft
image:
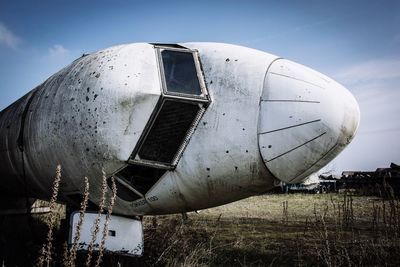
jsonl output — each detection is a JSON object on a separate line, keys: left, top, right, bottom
{"left": 66, "top": 176, "right": 90, "bottom": 267}
{"left": 86, "top": 171, "right": 108, "bottom": 267}
{"left": 37, "top": 164, "right": 62, "bottom": 267}
{"left": 95, "top": 176, "right": 117, "bottom": 267}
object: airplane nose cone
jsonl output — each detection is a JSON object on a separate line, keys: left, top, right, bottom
{"left": 258, "top": 59, "right": 360, "bottom": 183}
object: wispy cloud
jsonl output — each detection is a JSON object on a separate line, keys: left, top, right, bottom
{"left": 48, "top": 44, "right": 69, "bottom": 57}
{"left": 41, "top": 44, "right": 75, "bottom": 73}
{"left": 334, "top": 59, "right": 400, "bottom": 130}
{"left": 329, "top": 59, "right": 400, "bottom": 172}
{"left": 0, "top": 22, "right": 20, "bottom": 49}
{"left": 334, "top": 59, "right": 400, "bottom": 86}
{"left": 241, "top": 15, "right": 343, "bottom": 46}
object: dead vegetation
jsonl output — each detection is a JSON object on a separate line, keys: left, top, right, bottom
{"left": 137, "top": 191, "right": 400, "bottom": 266}
{"left": 1, "top": 172, "right": 400, "bottom": 266}
{"left": 65, "top": 176, "right": 89, "bottom": 267}
{"left": 34, "top": 167, "right": 118, "bottom": 267}
{"left": 37, "top": 164, "right": 62, "bottom": 267}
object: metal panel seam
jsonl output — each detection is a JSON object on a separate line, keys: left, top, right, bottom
{"left": 268, "top": 72, "right": 325, "bottom": 90}
{"left": 265, "top": 132, "right": 327, "bottom": 162}
{"left": 288, "top": 144, "right": 338, "bottom": 183}
{"left": 259, "top": 119, "right": 321, "bottom": 135}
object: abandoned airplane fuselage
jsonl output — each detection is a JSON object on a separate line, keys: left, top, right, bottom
{"left": 0, "top": 43, "right": 360, "bottom": 216}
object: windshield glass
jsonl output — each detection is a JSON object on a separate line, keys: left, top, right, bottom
{"left": 161, "top": 50, "right": 202, "bottom": 95}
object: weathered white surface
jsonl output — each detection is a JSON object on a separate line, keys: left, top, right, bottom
{"left": 69, "top": 213, "right": 143, "bottom": 256}
{"left": 133, "top": 43, "right": 280, "bottom": 214}
{"left": 0, "top": 42, "right": 360, "bottom": 216}
{"left": 258, "top": 59, "right": 360, "bottom": 183}
{"left": 0, "top": 43, "right": 161, "bottom": 212}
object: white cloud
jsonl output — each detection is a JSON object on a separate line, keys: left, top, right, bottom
{"left": 40, "top": 44, "right": 75, "bottom": 76}
{"left": 334, "top": 59, "right": 400, "bottom": 85}
{"left": 48, "top": 44, "right": 69, "bottom": 57}
{"left": 0, "top": 22, "right": 20, "bottom": 49}
{"left": 328, "top": 59, "right": 400, "bottom": 172}
{"left": 45, "top": 44, "right": 72, "bottom": 66}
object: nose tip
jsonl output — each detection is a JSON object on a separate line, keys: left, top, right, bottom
{"left": 314, "top": 73, "right": 360, "bottom": 151}
{"left": 258, "top": 59, "right": 360, "bottom": 184}
{"left": 333, "top": 82, "right": 360, "bottom": 146}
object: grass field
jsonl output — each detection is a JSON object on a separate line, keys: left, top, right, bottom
{"left": 1, "top": 193, "right": 400, "bottom": 266}
{"left": 136, "top": 193, "right": 400, "bottom": 266}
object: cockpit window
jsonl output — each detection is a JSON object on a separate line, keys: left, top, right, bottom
{"left": 129, "top": 45, "right": 210, "bottom": 169}
{"left": 161, "top": 50, "right": 202, "bottom": 95}
{"left": 113, "top": 44, "right": 211, "bottom": 202}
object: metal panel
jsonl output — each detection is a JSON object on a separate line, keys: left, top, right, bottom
{"left": 0, "top": 43, "right": 162, "bottom": 209}
{"left": 69, "top": 213, "right": 143, "bottom": 256}
{"left": 130, "top": 46, "right": 210, "bottom": 170}
{"left": 141, "top": 42, "right": 281, "bottom": 214}
{"left": 258, "top": 59, "right": 360, "bottom": 183}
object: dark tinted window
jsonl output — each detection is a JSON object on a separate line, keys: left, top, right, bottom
{"left": 138, "top": 100, "right": 200, "bottom": 163}
{"left": 116, "top": 165, "right": 166, "bottom": 195}
{"left": 109, "top": 178, "right": 141, "bottom": 202}
{"left": 161, "top": 50, "right": 202, "bottom": 95}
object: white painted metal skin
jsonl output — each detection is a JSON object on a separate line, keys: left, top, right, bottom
{"left": 69, "top": 213, "right": 143, "bottom": 255}
{"left": 0, "top": 43, "right": 360, "bottom": 216}
{"left": 258, "top": 59, "right": 360, "bottom": 184}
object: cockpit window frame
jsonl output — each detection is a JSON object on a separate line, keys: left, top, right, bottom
{"left": 127, "top": 44, "right": 211, "bottom": 171}
{"left": 154, "top": 45, "right": 210, "bottom": 102}
{"left": 110, "top": 44, "right": 212, "bottom": 202}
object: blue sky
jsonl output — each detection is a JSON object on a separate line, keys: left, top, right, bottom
{"left": 0, "top": 0, "right": 399, "bottom": 173}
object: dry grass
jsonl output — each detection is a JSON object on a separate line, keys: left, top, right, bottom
{"left": 33, "top": 169, "right": 117, "bottom": 267}
{"left": 2, "top": 189, "right": 400, "bottom": 266}
{"left": 37, "top": 164, "right": 62, "bottom": 267}
{"left": 95, "top": 176, "right": 117, "bottom": 267}
{"left": 136, "top": 192, "right": 400, "bottom": 267}
{"left": 86, "top": 171, "right": 108, "bottom": 267}
{"left": 65, "top": 176, "right": 90, "bottom": 267}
